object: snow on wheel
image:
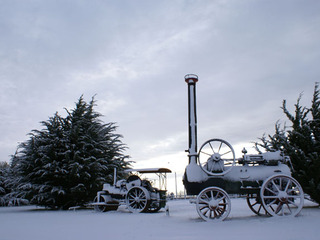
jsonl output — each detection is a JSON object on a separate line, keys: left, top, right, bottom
{"left": 246, "top": 194, "right": 269, "bottom": 216}
{"left": 260, "top": 175, "right": 304, "bottom": 217}
{"left": 126, "top": 186, "right": 150, "bottom": 213}
{"left": 196, "top": 187, "right": 231, "bottom": 221}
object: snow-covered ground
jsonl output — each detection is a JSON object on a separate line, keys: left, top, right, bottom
{"left": 1, "top": 198, "right": 319, "bottom": 240}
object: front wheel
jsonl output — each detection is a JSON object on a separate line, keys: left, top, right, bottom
{"left": 93, "top": 196, "right": 119, "bottom": 212}
{"left": 93, "top": 196, "right": 107, "bottom": 212}
{"left": 196, "top": 187, "right": 231, "bottom": 221}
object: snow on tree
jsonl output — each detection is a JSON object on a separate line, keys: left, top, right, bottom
{"left": 255, "top": 83, "right": 320, "bottom": 204}
{"left": 0, "top": 161, "right": 28, "bottom": 206}
{"left": 0, "top": 162, "right": 9, "bottom": 206}
{"left": 9, "top": 96, "right": 131, "bottom": 209}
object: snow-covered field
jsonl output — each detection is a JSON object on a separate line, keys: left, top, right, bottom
{"left": 1, "top": 198, "right": 319, "bottom": 240}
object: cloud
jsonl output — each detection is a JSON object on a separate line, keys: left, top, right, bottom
{"left": 1, "top": 0, "right": 320, "bottom": 193}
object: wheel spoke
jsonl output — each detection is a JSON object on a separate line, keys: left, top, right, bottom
{"left": 271, "top": 180, "right": 280, "bottom": 192}
{"left": 217, "top": 142, "right": 222, "bottom": 153}
{"left": 202, "top": 195, "right": 210, "bottom": 203}
{"left": 270, "top": 205, "right": 275, "bottom": 212}
{"left": 138, "top": 190, "right": 144, "bottom": 198}
{"left": 208, "top": 210, "right": 213, "bottom": 219}
{"left": 204, "top": 208, "right": 211, "bottom": 215}
{"left": 133, "top": 189, "right": 138, "bottom": 197}
{"left": 265, "top": 187, "right": 277, "bottom": 195}
{"left": 280, "top": 204, "right": 285, "bottom": 216}
{"left": 200, "top": 150, "right": 212, "bottom": 156}
{"left": 288, "top": 199, "right": 300, "bottom": 207}
{"left": 199, "top": 204, "right": 209, "bottom": 211}
{"left": 215, "top": 191, "right": 221, "bottom": 199}
{"left": 266, "top": 199, "right": 277, "bottom": 207}
{"left": 217, "top": 196, "right": 226, "bottom": 202}
{"left": 257, "top": 204, "right": 263, "bottom": 213}
{"left": 287, "top": 186, "right": 299, "bottom": 194}
{"left": 208, "top": 142, "right": 215, "bottom": 154}
{"left": 220, "top": 150, "right": 231, "bottom": 156}
{"left": 211, "top": 191, "right": 216, "bottom": 200}
{"left": 284, "top": 179, "right": 291, "bottom": 192}
{"left": 199, "top": 198, "right": 209, "bottom": 205}
{"left": 213, "top": 209, "right": 217, "bottom": 218}
{"left": 286, "top": 203, "right": 292, "bottom": 214}
{"left": 275, "top": 202, "right": 283, "bottom": 214}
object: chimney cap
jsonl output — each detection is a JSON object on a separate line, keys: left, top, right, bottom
{"left": 184, "top": 74, "right": 198, "bottom": 83}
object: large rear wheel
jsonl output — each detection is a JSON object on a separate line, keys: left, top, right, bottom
{"left": 126, "top": 186, "right": 150, "bottom": 213}
{"left": 246, "top": 194, "right": 269, "bottom": 216}
{"left": 260, "top": 175, "right": 304, "bottom": 217}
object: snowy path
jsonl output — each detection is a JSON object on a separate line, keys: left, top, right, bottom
{"left": 1, "top": 198, "right": 319, "bottom": 240}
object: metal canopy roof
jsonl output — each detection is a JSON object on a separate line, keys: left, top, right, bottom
{"left": 124, "top": 168, "right": 172, "bottom": 173}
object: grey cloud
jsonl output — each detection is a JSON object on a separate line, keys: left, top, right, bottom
{"left": 0, "top": 0, "right": 319, "bottom": 166}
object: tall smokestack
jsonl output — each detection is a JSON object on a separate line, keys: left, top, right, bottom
{"left": 185, "top": 74, "right": 198, "bottom": 164}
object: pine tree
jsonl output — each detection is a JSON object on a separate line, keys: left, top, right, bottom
{"left": 10, "top": 96, "right": 131, "bottom": 209}
{"left": 256, "top": 83, "right": 320, "bottom": 204}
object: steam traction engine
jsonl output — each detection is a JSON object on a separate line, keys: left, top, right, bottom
{"left": 183, "top": 74, "right": 304, "bottom": 221}
{"left": 93, "top": 168, "right": 171, "bottom": 213}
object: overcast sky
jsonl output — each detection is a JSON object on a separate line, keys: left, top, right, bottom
{"left": 1, "top": 0, "right": 319, "bottom": 193}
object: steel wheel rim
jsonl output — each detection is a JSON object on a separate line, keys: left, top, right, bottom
{"left": 260, "top": 175, "right": 304, "bottom": 217}
{"left": 196, "top": 187, "right": 231, "bottom": 221}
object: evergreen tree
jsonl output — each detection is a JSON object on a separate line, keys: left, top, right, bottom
{"left": 0, "top": 162, "right": 9, "bottom": 206}
{"left": 10, "top": 96, "right": 131, "bottom": 209}
{"left": 256, "top": 83, "right": 320, "bottom": 204}
{"left": 0, "top": 161, "right": 29, "bottom": 206}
